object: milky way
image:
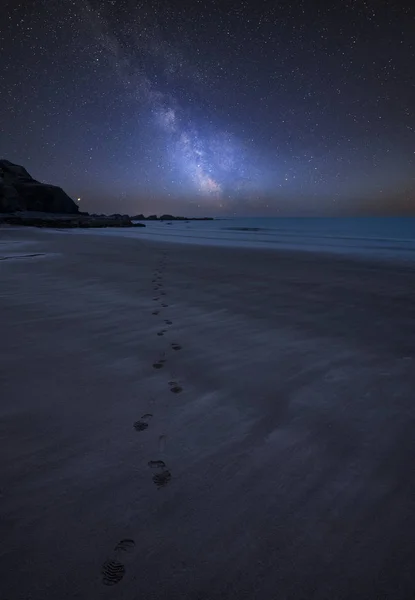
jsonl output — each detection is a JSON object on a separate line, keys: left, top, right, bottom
{"left": 84, "top": 0, "right": 254, "bottom": 206}
{"left": 0, "top": 0, "right": 414, "bottom": 215}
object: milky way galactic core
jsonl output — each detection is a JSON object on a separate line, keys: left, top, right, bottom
{"left": 1, "top": 0, "right": 413, "bottom": 215}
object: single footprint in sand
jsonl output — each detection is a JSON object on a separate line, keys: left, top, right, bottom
{"left": 148, "top": 460, "right": 171, "bottom": 488}
{"left": 161, "top": 303, "right": 168, "bottom": 308}
{"left": 114, "top": 540, "right": 135, "bottom": 553}
{"left": 153, "top": 470, "right": 171, "bottom": 488}
{"left": 171, "top": 343, "right": 182, "bottom": 351}
{"left": 148, "top": 460, "right": 166, "bottom": 469}
{"left": 133, "top": 414, "right": 153, "bottom": 431}
{"left": 152, "top": 310, "right": 160, "bottom": 315}
{"left": 101, "top": 539, "right": 136, "bottom": 586}
{"left": 168, "top": 380, "right": 183, "bottom": 394}
{"left": 157, "top": 329, "right": 167, "bottom": 337}
{"left": 102, "top": 560, "right": 125, "bottom": 586}
{"left": 153, "top": 358, "right": 166, "bottom": 369}
{"left": 164, "top": 319, "right": 172, "bottom": 325}
{"left": 153, "top": 297, "right": 160, "bottom": 301}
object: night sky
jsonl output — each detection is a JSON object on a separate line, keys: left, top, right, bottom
{"left": 1, "top": 0, "right": 414, "bottom": 216}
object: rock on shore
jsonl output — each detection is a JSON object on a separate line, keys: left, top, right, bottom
{"left": 0, "top": 212, "right": 145, "bottom": 228}
{"left": 0, "top": 159, "right": 79, "bottom": 214}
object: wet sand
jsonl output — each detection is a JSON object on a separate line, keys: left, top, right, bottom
{"left": 1, "top": 227, "right": 415, "bottom": 599}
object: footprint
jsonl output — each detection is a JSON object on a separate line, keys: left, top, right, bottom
{"left": 160, "top": 291, "right": 166, "bottom": 295}
{"left": 152, "top": 310, "right": 160, "bottom": 315}
{"left": 133, "top": 414, "right": 153, "bottom": 431}
{"left": 153, "top": 470, "right": 172, "bottom": 488}
{"left": 148, "top": 460, "right": 166, "bottom": 469}
{"left": 171, "top": 343, "right": 182, "bottom": 351}
{"left": 152, "top": 359, "right": 166, "bottom": 369}
{"left": 153, "top": 297, "right": 160, "bottom": 301}
{"left": 164, "top": 319, "right": 172, "bottom": 325}
{"left": 161, "top": 303, "right": 168, "bottom": 308}
{"left": 114, "top": 539, "right": 136, "bottom": 554}
{"left": 157, "top": 329, "right": 167, "bottom": 336}
{"left": 101, "top": 539, "right": 135, "bottom": 586}
{"left": 148, "top": 460, "right": 171, "bottom": 488}
{"left": 134, "top": 421, "right": 148, "bottom": 431}
{"left": 168, "top": 381, "right": 183, "bottom": 394}
{"left": 102, "top": 560, "right": 125, "bottom": 586}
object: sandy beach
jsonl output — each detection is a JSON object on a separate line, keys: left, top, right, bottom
{"left": 1, "top": 226, "right": 415, "bottom": 599}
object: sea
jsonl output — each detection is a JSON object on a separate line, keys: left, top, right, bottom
{"left": 128, "top": 216, "right": 415, "bottom": 263}
{"left": 55, "top": 216, "right": 415, "bottom": 263}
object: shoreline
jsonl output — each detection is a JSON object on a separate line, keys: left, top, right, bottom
{"left": 1, "top": 228, "right": 415, "bottom": 599}
{"left": 10, "top": 219, "right": 415, "bottom": 269}
{"left": 3, "top": 215, "right": 415, "bottom": 264}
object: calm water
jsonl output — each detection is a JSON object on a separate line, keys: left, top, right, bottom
{"left": 130, "top": 217, "right": 415, "bottom": 262}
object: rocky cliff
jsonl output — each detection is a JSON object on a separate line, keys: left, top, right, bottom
{"left": 0, "top": 160, "right": 79, "bottom": 214}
